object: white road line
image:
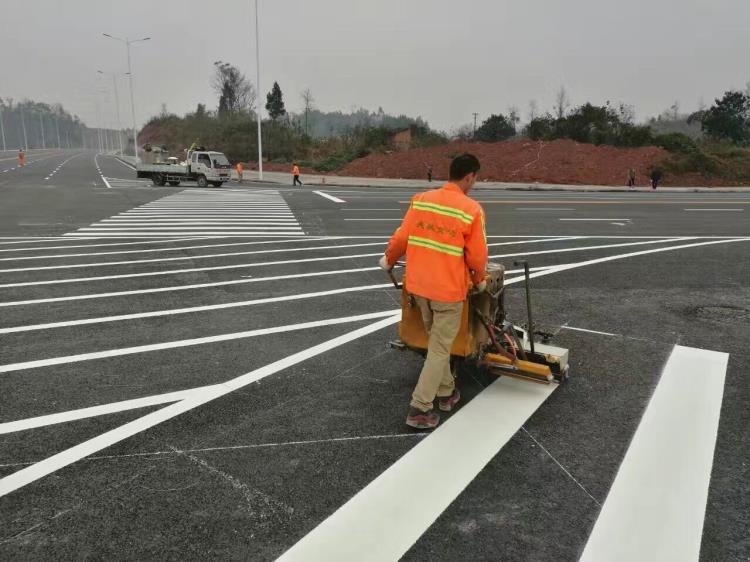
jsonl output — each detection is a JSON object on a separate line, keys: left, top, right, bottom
{"left": 560, "top": 325, "right": 618, "bottom": 336}
{"left": 0, "top": 310, "right": 399, "bottom": 374}
{"left": 65, "top": 232, "right": 310, "bottom": 238}
{"left": 278, "top": 376, "right": 557, "bottom": 561}
{"left": 559, "top": 218, "right": 631, "bottom": 221}
{"left": 0, "top": 251, "right": 383, "bottom": 288}
{"left": 0, "top": 388, "right": 207, "bottom": 435}
{"left": 0, "top": 237, "right": 328, "bottom": 261}
{"left": 0, "top": 242, "right": 385, "bottom": 272}
{"left": 344, "top": 218, "right": 402, "bottom": 221}
{"left": 489, "top": 237, "right": 690, "bottom": 260}
{"left": 0, "top": 266, "right": 390, "bottom": 307}
{"left": 94, "top": 154, "right": 112, "bottom": 188}
{"left": 111, "top": 156, "right": 136, "bottom": 170}
{"left": 344, "top": 208, "right": 402, "bottom": 211}
{"left": 0, "top": 237, "right": 221, "bottom": 254}
{"left": 314, "top": 190, "right": 346, "bottom": 203}
{"left": 515, "top": 207, "right": 575, "bottom": 211}
{"left": 684, "top": 208, "right": 743, "bottom": 211}
{"left": 580, "top": 345, "right": 728, "bottom": 562}
{"left": 0, "top": 315, "right": 400, "bottom": 498}
{"left": 0, "top": 282, "right": 392, "bottom": 334}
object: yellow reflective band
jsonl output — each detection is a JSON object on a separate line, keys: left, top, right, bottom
{"left": 408, "top": 235, "right": 464, "bottom": 257}
{"left": 412, "top": 201, "right": 474, "bottom": 225}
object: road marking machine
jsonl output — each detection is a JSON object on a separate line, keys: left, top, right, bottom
{"left": 388, "top": 261, "right": 570, "bottom": 384}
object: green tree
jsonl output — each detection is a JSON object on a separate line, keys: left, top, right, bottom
{"left": 475, "top": 113, "right": 516, "bottom": 142}
{"left": 266, "top": 81, "right": 286, "bottom": 121}
{"left": 212, "top": 62, "right": 255, "bottom": 118}
{"left": 701, "top": 91, "right": 750, "bottom": 144}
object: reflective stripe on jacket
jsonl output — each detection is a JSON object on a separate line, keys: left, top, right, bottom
{"left": 385, "top": 182, "right": 488, "bottom": 302}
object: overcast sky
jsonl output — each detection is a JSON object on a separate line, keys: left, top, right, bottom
{"left": 2, "top": 0, "right": 748, "bottom": 132}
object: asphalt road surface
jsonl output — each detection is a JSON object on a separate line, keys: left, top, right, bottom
{"left": 1, "top": 151, "right": 748, "bottom": 561}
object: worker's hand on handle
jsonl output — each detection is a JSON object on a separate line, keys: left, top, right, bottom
{"left": 475, "top": 279, "right": 487, "bottom": 293}
{"left": 378, "top": 255, "right": 393, "bottom": 272}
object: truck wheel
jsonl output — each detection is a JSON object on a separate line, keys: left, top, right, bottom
{"left": 152, "top": 173, "right": 166, "bottom": 187}
{"left": 210, "top": 181, "right": 223, "bottom": 187}
{"left": 168, "top": 181, "right": 180, "bottom": 186}
{"left": 197, "top": 175, "right": 208, "bottom": 188}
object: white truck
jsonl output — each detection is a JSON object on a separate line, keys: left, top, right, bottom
{"left": 136, "top": 149, "right": 232, "bottom": 187}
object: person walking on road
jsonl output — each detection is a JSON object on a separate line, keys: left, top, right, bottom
{"left": 379, "top": 154, "right": 488, "bottom": 430}
{"left": 292, "top": 163, "right": 303, "bottom": 186}
{"left": 627, "top": 167, "right": 636, "bottom": 188}
{"left": 650, "top": 168, "right": 663, "bottom": 190}
{"left": 426, "top": 163, "right": 433, "bottom": 183}
{"left": 236, "top": 162, "right": 244, "bottom": 183}
{"left": 18, "top": 148, "right": 25, "bottom": 168}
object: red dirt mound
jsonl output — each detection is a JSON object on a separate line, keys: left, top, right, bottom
{"left": 339, "top": 139, "right": 670, "bottom": 187}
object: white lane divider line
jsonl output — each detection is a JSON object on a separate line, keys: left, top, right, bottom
{"left": 559, "top": 325, "right": 619, "bottom": 337}
{"left": 515, "top": 207, "right": 576, "bottom": 211}
{"left": 684, "top": 208, "right": 744, "bottom": 212}
{"left": 278, "top": 376, "right": 557, "bottom": 562}
{"left": 344, "top": 218, "right": 402, "bottom": 221}
{"left": 580, "top": 345, "right": 729, "bottom": 562}
{"left": 560, "top": 218, "right": 631, "bottom": 221}
{"left": 314, "top": 190, "right": 346, "bottom": 203}
{"left": 94, "top": 153, "right": 111, "bottom": 188}
{"left": 0, "top": 315, "right": 400, "bottom": 499}
{"left": 0, "top": 309, "right": 399, "bottom": 379}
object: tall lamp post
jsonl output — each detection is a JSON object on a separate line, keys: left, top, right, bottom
{"left": 98, "top": 70, "right": 126, "bottom": 156}
{"left": 254, "top": 0, "right": 263, "bottom": 180}
{"left": 103, "top": 33, "right": 150, "bottom": 162}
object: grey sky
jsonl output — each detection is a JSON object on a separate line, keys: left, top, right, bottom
{"left": 2, "top": 0, "right": 749, "bottom": 132}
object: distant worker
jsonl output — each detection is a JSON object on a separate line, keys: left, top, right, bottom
{"left": 380, "top": 154, "right": 488, "bottom": 429}
{"left": 18, "top": 148, "right": 25, "bottom": 168}
{"left": 236, "top": 162, "right": 244, "bottom": 182}
{"left": 627, "top": 167, "right": 636, "bottom": 188}
{"left": 426, "top": 163, "right": 433, "bottom": 183}
{"left": 292, "top": 163, "right": 302, "bottom": 186}
{"left": 650, "top": 168, "right": 663, "bottom": 190}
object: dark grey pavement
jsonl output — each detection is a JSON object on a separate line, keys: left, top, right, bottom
{"left": 0, "top": 155, "right": 748, "bottom": 561}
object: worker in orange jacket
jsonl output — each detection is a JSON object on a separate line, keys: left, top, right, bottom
{"left": 236, "top": 162, "right": 244, "bottom": 182}
{"left": 18, "top": 148, "right": 25, "bottom": 168}
{"left": 292, "top": 163, "right": 302, "bottom": 186}
{"left": 380, "top": 154, "right": 488, "bottom": 429}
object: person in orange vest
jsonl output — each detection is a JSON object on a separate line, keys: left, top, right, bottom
{"left": 18, "top": 148, "right": 25, "bottom": 168}
{"left": 292, "top": 163, "right": 302, "bottom": 186}
{"left": 380, "top": 154, "right": 488, "bottom": 429}
{"left": 236, "top": 162, "right": 244, "bottom": 182}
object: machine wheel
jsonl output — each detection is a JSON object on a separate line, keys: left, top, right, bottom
{"left": 196, "top": 175, "right": 208, "bottom": 188}
{"left": 210, "top": 181, "right": 223, "bottom": 187}
{"left": 151, "top": 173, "right": 166, "bottom": 187}
{"left": 168, "top": 181, "right": 180, "bottom": 186}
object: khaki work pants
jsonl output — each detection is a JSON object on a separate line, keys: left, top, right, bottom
{"left": 410, "top": 297, "right": 463, "bottom": 412}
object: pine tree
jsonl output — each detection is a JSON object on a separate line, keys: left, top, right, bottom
{"left": 265, "top": 82, "right": 286, "bottom": 121}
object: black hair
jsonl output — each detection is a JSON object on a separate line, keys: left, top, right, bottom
{"left": 449, "top": 153, "right": 481, "bottom": 181}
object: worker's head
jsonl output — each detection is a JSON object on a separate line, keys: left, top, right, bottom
{"left": 449, "top": 153, "right": 480, "bottom": 192}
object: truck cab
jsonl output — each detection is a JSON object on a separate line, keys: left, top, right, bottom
{"left": 188, "top": 150, "right": 231, "bottom": 187}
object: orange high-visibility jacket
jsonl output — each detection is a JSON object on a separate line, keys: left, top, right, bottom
{"left": 292, "top": 165, "right": 300, "bottom": 175}
{"left": 385, "top": 182, "right": 488, "bottom": 302}
{"left": 236, "top": 163, "right": 244, "bottom": 172}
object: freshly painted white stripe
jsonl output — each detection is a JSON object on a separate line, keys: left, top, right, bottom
{"left": 684, "top": 208, "right": 743, "bottom": 212}
{"left": 344, "top": 218, "right": 402, "bottom": 221}
{"left": 559, "top": 218, "right": 631, "bottom": 221}
{"left": 0, "top": 282, "right": 392, "bottom": 334}
{"left": 487, "top": 236, "right": 582, "bottom": 247}
{"left": 344, "top": 208, "right": 403, "bottom": 211}
{"left": 94, "top": 221, "right": 300, "bottom": 226}
{"left": 0, "top": 388, "right": 207, "bottom": 435}
{"left": 580, "top": 345, "right": 728, "bottom": 562}
{"left": 0, "top": 310, "right": 399, "bottom": 374}
{"left": 314, "top": 190, "right": 346, "bottom": 203}
{"left": 64, "top": 232, "right": 309, "bottom": 238}
{"left": 278, "top": 376, "right": 557, "bottom": 562}
{"left": 0, "top": 242, "right": 385, "bottom": 272}
{"left": 78, "top": 226, "right": 303, "bottom": 231}
{"left": 489, "top": 237, "right": 690, "bottom": 260}
{"left": 516, "top": 207, "right": 575, "bottom": 211}
{"left": 0, "top": 265, "right": 390, "bottom": 307}
{"left": 560, "top": 325, "right": 618, "bottom": 336}
{"left": 0, "top": 315, "right": 400, "bottom": 498}
{"left": 94, "top": 154, "right": 112, "bottom": 188}
{"left": 0, "top": 238, "right": 330, "bottom": 261}
{"left": 112, "top": 156, "right": 136, "bottom": 170}
{"left": 0, "top": 251, "right": 382, "bottom": 288}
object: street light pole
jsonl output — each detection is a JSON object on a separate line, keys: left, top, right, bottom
{"left": 254, "top": 0, "right": 263, "bottom": 180}
{"left": 98, "top": 70, "right": 126, "bottom": 156}
{"left": 20, "top": 105, "right": 28, "bottom": 151}
{"left": 55, "top": 114, "right": 61, "bottom": 149}
{"left": 39, "top": 112, "right": 46, "bottom": 149}
{"left": 103, "top": 33, "right": 150, "bottom": 162}
{"left": 0, "top": 105, "right": 6, "bottom": 152}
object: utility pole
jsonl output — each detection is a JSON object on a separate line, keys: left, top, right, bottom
{"left": 0, "top": 105, "right": 6, "bottom": 151}
{"left": 254, "top": 0, "right": 263, "bottom": 180}
{"left": 39, "top": 112, "right": 46, "bottom": 149}
{"left": 20, "top": 105, "right": 28, "bottom": 151}
{"left": 55, "top": 114, "right": 61, "bottom": 149}
{"left": 472, "top": 112, "right": 479, "bottom": 139}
